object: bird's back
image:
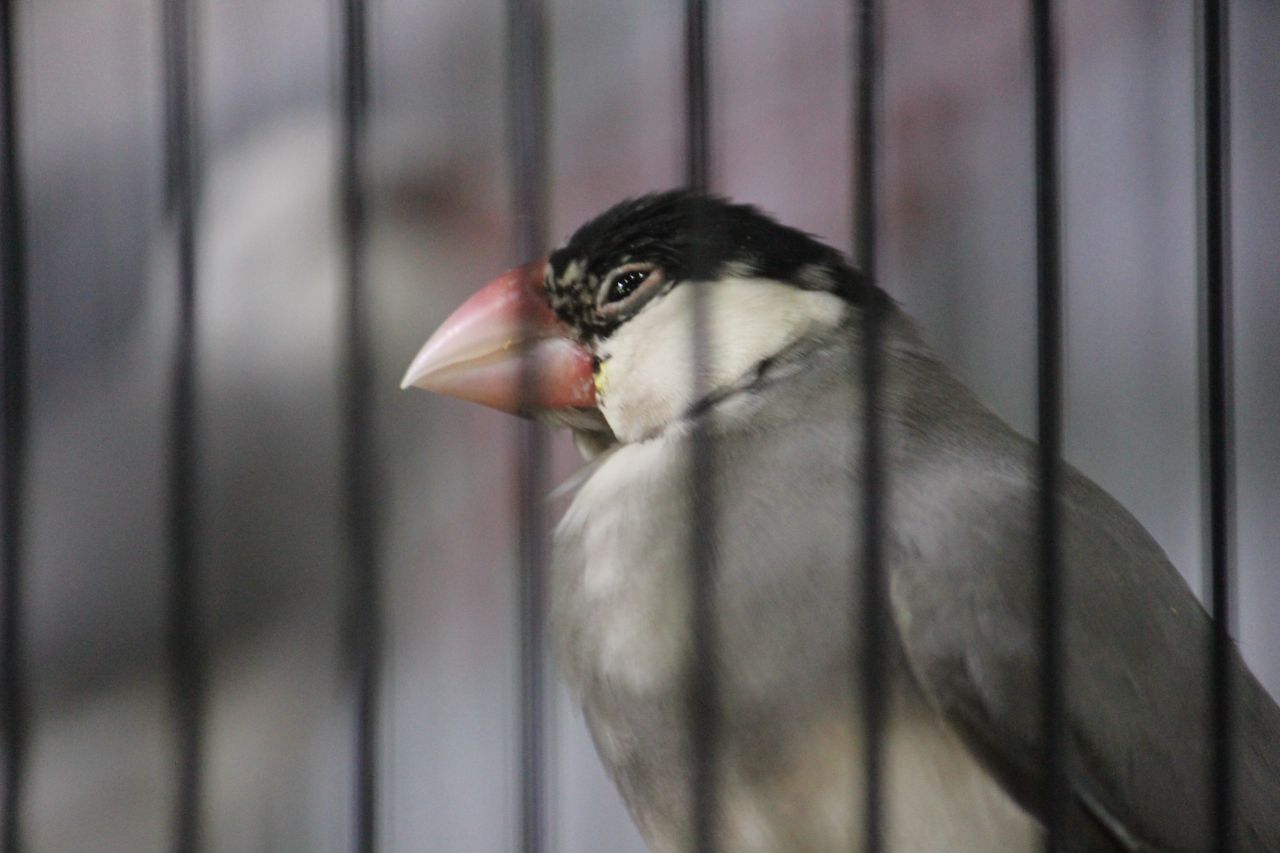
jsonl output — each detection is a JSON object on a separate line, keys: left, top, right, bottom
{"left": 884, "top": 318, "right": 1280, "bottom": 852}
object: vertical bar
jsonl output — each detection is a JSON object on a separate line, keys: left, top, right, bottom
{"left": 508, "top": 2, "right": 548, "bottom": 851}
{"left": 162, "top": 0, "right": 204, "bottom": 849}
{"left": 0, "top": 0, "right": 28, "bottom": 849}
{"left": 337, "top": 1, "right": 380, "bottom": 851}
{"left": 1196, "top": 1, "right": 1234, "bottom": 850}
{"left": 1029, "top": 0, "right": 1065, "bottom": 850}
{"left": 851, "top": 1, "right": 885, "bottom": 851}
{"left": 685, "top": 1, "right": 709, "bottom": 191}
{"left": 683, "top": 3, "right": 717, "bottom": 852}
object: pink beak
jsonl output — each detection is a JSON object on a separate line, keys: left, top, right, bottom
{"left": 400, "top": 260, "right": 597, "bottom": 414}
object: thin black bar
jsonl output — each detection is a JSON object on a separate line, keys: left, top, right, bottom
{"left": 337, "top": 1, "right": 380, "bottom": 851}
{"left": 685, "top": 0, "right": 709, "bottom": 191}
{"left": 852, "top": 1, "right": 885, "bottom": 851}
{"left": 1196, "top": 1, "right": 1234, "bottom": 850}
{"left": 162, "top": 0, "right": 204, "bottom": 849}
{"left": 1030, "top": 0, "right": 1066, "bottom": 850}
{"left": 684, "top": 3, "right": 718, "bottom": 852}
{"left": 507, "top": 2, "right": 549, "bottom": 851}
{"left": 0, "top": 0, "right": 28, "bottom": 849}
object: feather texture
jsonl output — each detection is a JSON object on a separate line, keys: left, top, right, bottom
{"left": 551, "top": 306, "right": 1280, "bottom": 851}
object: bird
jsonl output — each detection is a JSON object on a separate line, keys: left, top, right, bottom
{"left": 401, "top": 190, "right": 1280, "bottom": 851}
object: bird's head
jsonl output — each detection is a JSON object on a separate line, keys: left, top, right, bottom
{"left": 402, "top": 190, "right": 875, "bottom": 446}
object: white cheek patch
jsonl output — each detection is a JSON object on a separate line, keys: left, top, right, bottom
{"left": 595, "top": 277, "right": 846, "bottom": 441}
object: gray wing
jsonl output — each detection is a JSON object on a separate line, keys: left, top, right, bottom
{"left": 885, "top": 371, "right": 1280, "bottom": 851}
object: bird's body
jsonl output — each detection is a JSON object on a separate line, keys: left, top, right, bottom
{"left": 404, "top": 191, "right": 1280, "bottom": 851}
{"left": 552, "top": 315, "right": 1041, "bottom": 851}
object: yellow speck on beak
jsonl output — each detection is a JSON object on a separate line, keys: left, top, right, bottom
{"left": 593, "top": 360, "right": 609, "bottom": 398}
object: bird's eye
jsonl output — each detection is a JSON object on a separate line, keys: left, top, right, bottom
{"left": 597, "top": 264, "right": 664, "bottom": 316}
{"left": 607, "top": 270, "right": 649, "bottom": 303}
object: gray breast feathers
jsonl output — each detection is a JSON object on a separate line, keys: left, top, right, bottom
{"left": 549, "top": 319, "right": 1280, "bottom": 851}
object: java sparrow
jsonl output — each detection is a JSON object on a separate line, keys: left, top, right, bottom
{"left": 402, "top": 191, "right": 1280, "bottom": 851}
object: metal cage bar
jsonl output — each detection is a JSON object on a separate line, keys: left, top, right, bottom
{"left": 685, "top": 1, "right": 709, "bottom": 193}
{"left": 683, "top": 3, "right": 720, "bottom": 852}
{"left": 508, "top": 2, "right": 550, "bottom": 851}
{"left": 852, "top": 1, "right": 886, "bottom": 851}
{"left": 161, "top": 0, "right": 205, "bottom": 850}
{"left": 1030, "top": 0, "right": 1066, "bottom": 850}
{"left": 1196, "top": 1, "right": 1235, "bottom": 850}
{"left": 1, "top": 0, "right": 29, "bottom": 849}
{"left": 337, "top": 1, "right": 381, "bottom": 850}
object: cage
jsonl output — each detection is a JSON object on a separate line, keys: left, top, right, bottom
{"left": 1, "top": 1, "right": 1278, "bottom": 851}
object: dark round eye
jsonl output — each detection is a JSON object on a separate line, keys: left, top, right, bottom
{"left": 596, "top": 264, "right": 666, "bottom": 316}
{"left": 606, "top": 269, "right": 650, "bottom": 304}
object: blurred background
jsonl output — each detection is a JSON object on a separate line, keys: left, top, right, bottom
{"left": 2, "top": 0, "right": 1277, "bottom": 850}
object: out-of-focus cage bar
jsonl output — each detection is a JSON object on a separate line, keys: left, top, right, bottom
{"left": 1196, "top": 0, "right": 1235, "bottom": 850}
{"left": 508, "top": 1, "right": 550, "bottom": 852}
{"left": 337, "top": 0, "right": 381, "bottom": 850}
{"left": 1030, "top": 0, "right": 1066, "bottom": 850}
{"left": 161, "top": 0, "right": 205, "bottom": 850}
{"left": 684, "top": 1, "right": 710, "bottom": 193}
{"left": 683, "top": 2, "right": 721, "bottom": 852}
{"left": 1, "top": 0, "right": 29, "bottom": 849}
{"left": 851, "top": 0, "right": 886, "bottom": 851}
